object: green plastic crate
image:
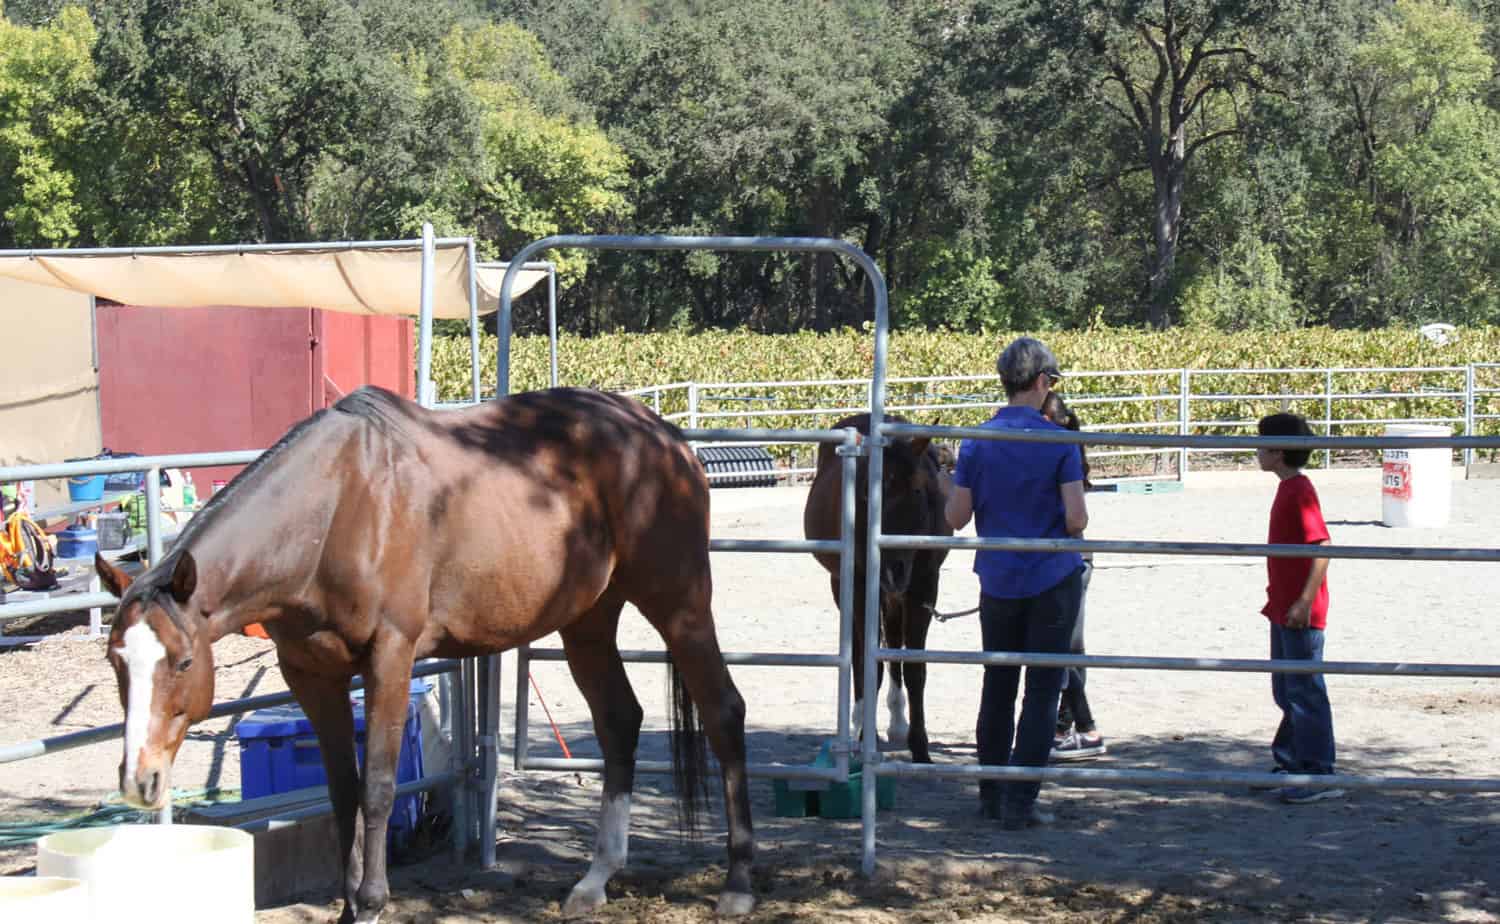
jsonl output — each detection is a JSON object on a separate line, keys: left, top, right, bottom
{"left": 770, "top": 739, "right": 897, "bottom": 818}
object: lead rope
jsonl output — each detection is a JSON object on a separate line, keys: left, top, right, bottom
{"left": 529, "top": 672, "right": 573, "bottom": 759}
{"left": 925, "top": 603, "right": 980, "bottom": 623}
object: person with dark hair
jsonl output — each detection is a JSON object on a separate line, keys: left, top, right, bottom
{"left": 1255, "top": 412, "right": 1342, "bottom": 803}
{"left": 946, "top": 336, "right": 1087, "bottom": 829}
{"left": 1040, "top": 392, "right": 1106, "bottom": 761}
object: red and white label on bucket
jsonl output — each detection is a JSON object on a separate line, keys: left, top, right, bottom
{"left": 1382, "top": 461, "right": 1412, "bottom": 500}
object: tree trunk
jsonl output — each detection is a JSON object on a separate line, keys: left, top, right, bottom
{"left": 1147, "top": 157, "right": 1185, "bottom": 329}
{"left": 809, "top": 177, "right": 836, "bottom": 330}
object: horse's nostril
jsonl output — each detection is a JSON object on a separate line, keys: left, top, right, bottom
{"left": 144, "top": 770, "right": 161, "bottom": 804}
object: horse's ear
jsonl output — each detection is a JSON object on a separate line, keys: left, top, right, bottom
{"left": 95, "top": 554, "right": 132, "bottom": 599}
{"left": 907, "top": 415, "right": 941, "bottom": 459}
{"left": 169, "top": 551, "right": 197, "bottom": 605}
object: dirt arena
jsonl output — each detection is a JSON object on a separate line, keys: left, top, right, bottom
{"left": 3, "top": 467, "right": 1498, "bottom": 922}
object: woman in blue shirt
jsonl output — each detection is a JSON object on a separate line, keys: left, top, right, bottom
{"left": 946, "top": 336, "right": 1088, "bottom": 829}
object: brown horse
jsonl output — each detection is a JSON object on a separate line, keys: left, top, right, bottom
{"left": 802, "top": 414, "right": 951, "bottom": 764}
{"left": 95, "top": 386, "right": 754, "bottom": 922}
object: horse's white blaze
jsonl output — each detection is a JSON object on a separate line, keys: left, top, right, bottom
{"left": 886, "top": 684, "right": 909, "bottom": 745}
{"left": 565, "top": 792, "right": 631, "bottom": 913}
{"left": 119, "top": 622, "right": 166, "bottom": 780}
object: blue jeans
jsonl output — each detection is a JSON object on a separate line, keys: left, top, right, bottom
{"left": 1270, "top": 623, "right": 1336, "bottom": 774}
{"left": 977, "top": 568, "right": 1083, "bottom": 810}
{"left": 1057, "top": 560, "right": 1095, "bottom": 733}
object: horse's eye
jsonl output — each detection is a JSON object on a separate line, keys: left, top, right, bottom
{"left": 176, "top": 657, "right": 194, "bottom": 673}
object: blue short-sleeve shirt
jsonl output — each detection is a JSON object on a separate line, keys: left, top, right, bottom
{"left": 953, "top": 405, "right": 1085, "bottom": 599}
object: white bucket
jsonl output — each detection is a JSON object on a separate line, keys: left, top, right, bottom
{"left": 1381, "top": 424, "right": 1452, "bottom": 528}
{"left": 36, "top": 825, "right": 254, "bottom": 924}
{"left": 0, "top": 876, "right": 89, "bottom": 923}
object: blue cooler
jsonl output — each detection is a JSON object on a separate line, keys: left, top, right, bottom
{"left": 236, "top": 679, "right": 430, "bottom": 849}
{"left": 57, "top": 525, "right": 98, "bottom": 559}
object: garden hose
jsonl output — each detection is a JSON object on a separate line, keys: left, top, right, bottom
{"left": 1, "top": 510, "right": 57, "bottom": 591}
{"left": 0, "top": 787, "right": 238, "bottom": 849}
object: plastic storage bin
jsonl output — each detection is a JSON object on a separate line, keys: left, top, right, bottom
{"left": 771, "top": 739, "right": 896, "bottom": 819}
{"left": 56, "top": 525, "right": 97, "bottom": 559}
{"left": 97, "top": 512, "right": 130, "bottom": 550}
{"left": 236, "top": 679, "right": 429, "bottom": 847}
{"left": 65, "top": 474, "right": 105, "bottom": 502}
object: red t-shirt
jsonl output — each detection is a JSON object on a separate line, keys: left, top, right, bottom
{"left": 1263, "top": 474, "right": 1331, "bottom": 628}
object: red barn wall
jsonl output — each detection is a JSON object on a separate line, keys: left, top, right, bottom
{"left": 97, "top": 305, "right": 414, "bottom": 491}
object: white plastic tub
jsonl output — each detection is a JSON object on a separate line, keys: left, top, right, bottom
{"left": 36, "top": 825, "right": 253, "bottom": 924}
{"left": 1381, "top": 424, "right": 1452, "bottom": 528}
{"left": 0, "top": 876, "right": 89, "bottom": 923}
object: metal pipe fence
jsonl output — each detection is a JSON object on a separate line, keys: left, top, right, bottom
{"left": 508, "top": 424, "right": 863, "bottom": 789}
{"left": 1, "top": 450, "right": 261, "bottom": 628}
{"left": 492, "top": 238, "right": 890, "bottom": 858}
{"left": 0, "top": 448, "right": 472, "bottom": 853}
{"left": 523, "top": 364, "right": 1500, "bottom": 483}
{"left": 0, "top": 655, "right": 467, "bottom": 848}
{"left": 858, "top": 421, "right": 1500, "bottom": 875}
{"left": 10, "top": 228, "right": 1500, "bottom": 887}
{"left": 429, "top": 363, "right": 1500, "bottom": 484}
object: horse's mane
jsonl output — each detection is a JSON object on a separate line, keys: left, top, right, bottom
{"left": 124, "top": 386, "right": 413, "bottom": 613}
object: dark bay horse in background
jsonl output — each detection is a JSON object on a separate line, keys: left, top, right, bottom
{"left": 803, "top": 413, "right": 951, "bottom": 764}
{"left": 95, "top": 386, "right": 755, "bottom": 922}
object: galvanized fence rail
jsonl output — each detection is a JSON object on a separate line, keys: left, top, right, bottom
{"left": 858, "top": 422, "right": 1500, "bottom": 876}
{"left": 8, "top": 228, "right": 1500, "bottom": 885}
{"left": 0, "top": 451, "right": 475, "bottom": 855}
{"left": 490, "top": 234, "right": 892, "bottom": 870}
{"left": 595, "top": 363, "right": 1500, "bottom": 483}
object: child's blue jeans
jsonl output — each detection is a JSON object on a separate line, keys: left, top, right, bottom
{"left": 1269, "top": 623, "right": 1336, "bottom": 774}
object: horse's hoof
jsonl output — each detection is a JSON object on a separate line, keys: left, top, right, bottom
{"left": 352, "top": 911, "right": 382, "bottom": 924}
{"left": 886, "top": 724, "right": 909, "bottom": 749}
{"left": 563, "top": 885, "right": 607, "bottom": 917}
{"left": 716, "top": 891, "right": 756, "bottom": 917}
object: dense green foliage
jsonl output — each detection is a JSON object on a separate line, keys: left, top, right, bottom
{"left": 4, "top": 0, "right": 1499, "bottom": 333}
{"left": 434, "top": 326, "right": 1500, "bottom": 442}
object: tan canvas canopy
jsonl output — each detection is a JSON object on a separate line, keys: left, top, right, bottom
{"left": 0, "top": 243, "right": 546, "bottom": 319}
{"left": 1, "top": 238, "right": 547, "bottom": 502}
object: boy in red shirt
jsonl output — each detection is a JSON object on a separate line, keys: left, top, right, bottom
{"left": 1256, "top": 413, "right": 1343, "bottom": 803}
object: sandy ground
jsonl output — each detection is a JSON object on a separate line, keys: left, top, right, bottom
{"left": 3, "top": 467, "right": 1499, "bottom": 922}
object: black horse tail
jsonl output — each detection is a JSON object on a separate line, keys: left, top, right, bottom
{"left": 667, "top": 655, "right": 711, "bottom": 839}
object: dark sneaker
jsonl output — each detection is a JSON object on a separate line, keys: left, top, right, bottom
{"left": 1000, "top": 803, "right": 1056, "bottom": 830}
{"left": 1051, "top": 730, "right": 1106, "bottom": 761}
{"left": 1279, "top": 785, "right": 1346, "bottom": 804}
{"left": 1249, "top": 766, "right": 1290, "bottom": 792}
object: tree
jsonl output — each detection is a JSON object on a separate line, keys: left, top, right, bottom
{"left": 1037, "top": 0, "right": 1295, "bottom": 327}
{"left": 419, "top": 21, "right": 632, "bottom": 334}
{"left": 0, "top": 5, "right": 94, "bottom": 245}
{"left": 1350, "top": 0, "right": 1500, "bottom": 322}
{"left": 87, "top": 0, "right": 481, "bottom": 243}
{"left": 573, "top": 0, "right": 914, "bottom": 331}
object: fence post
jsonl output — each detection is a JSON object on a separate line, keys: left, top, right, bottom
{"left": 143, "top": 465, "right": 171, "bottom": 825}
{"left": 688, "top": 383, "right": 699, "bottom": 431}
{"left": 1178, "top": 369, "right": 1190, "bottom": 480}
{"left": 89, "top": 573, "right": 103, "bottom": 638}
{"left": 1325, "top": 369, "right": 1334, "bottom": 469}
{"left": 1466, "top": 364, "right": 1476, "bottom": 470}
